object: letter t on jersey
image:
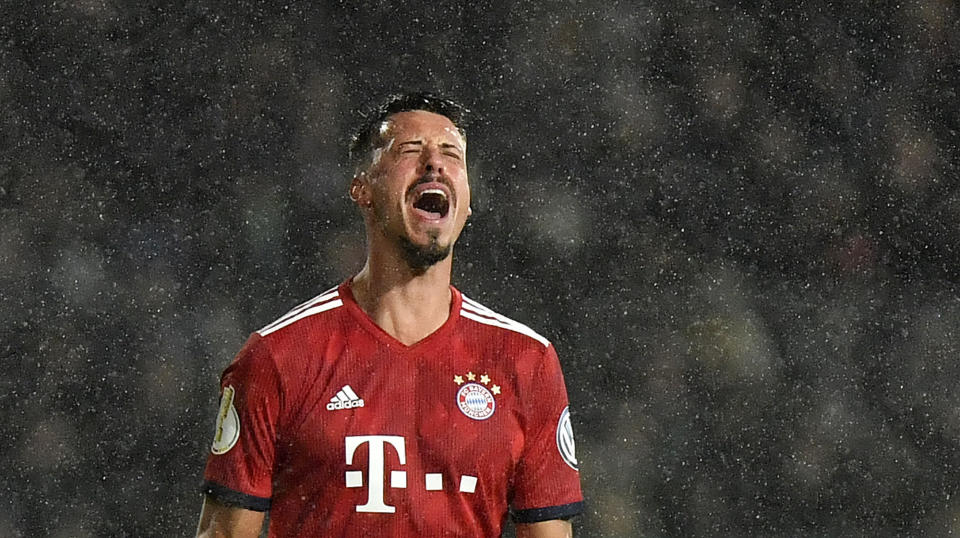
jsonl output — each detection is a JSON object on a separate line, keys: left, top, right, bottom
{"left": 345, "top": 435, "right": 407, "bottom": 513}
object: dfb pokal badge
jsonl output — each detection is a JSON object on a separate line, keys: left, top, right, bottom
{"left": 457, "top": 383, "right": 496, "bottom": 420}
{"left": 211, "top": 385, "right": 240, "bottom": 455}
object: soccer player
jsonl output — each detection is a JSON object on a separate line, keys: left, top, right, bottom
{"left": 196, "top": 93, "right": 584, "bottom": 537}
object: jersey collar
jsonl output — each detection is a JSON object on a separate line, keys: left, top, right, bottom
{"left": 339, "top": 278, "right": 462, "bottom": 352}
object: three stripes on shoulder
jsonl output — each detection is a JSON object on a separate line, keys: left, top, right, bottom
{"left": 257, "top": 287, "right": 341, "bottom": 337}
{"left": 257, "top": 287, "right": 550, "bottom": 348}
{"left": 459, "top": 294, "right": 550, "bottom": 347}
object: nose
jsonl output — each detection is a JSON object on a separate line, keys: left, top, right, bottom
{"left": 421, "top": 146, "right": 444, "bottom": 175}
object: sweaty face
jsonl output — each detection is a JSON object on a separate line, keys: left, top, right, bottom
{"left": 362, "top": 110, "right": 470, "bottom": 271}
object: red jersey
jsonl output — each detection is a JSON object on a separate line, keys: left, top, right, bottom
{"left": 202, "top": 280, "right": 583, "bottom": 537}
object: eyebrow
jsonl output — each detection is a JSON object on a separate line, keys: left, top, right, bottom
{"left": 439, "top": 142, "right": 463, "bottom": 152}
{"left": 396, "top": 140, "right": 463, "bottom": 153}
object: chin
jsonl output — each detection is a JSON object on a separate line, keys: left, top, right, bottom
{"left": 398, "top": 235, "right": 452, "bottom": 271}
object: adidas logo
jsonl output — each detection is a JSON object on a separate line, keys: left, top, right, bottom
{"left": 327, "top": 385, "right": 365, "bottom": 411}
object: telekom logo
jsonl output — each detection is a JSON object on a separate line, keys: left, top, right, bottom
{"left": 345, "top": 435, "right": 406, "bottom": 513}
{"left": 344, "top": 435, "right": 479, "bottom": 513}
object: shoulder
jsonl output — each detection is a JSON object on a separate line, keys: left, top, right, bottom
{"left": 225, "top": 285, "right": 347, "bottom": 387}
{"left": 255, "top": 285, "right": 346, "bottom": 339}
{"left": 458, "top": 291, "right": 552, "bottom": 349}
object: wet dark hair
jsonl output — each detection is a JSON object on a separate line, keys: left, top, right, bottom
{"left": 349, "top": 92, "right": 469, "bottom": 174}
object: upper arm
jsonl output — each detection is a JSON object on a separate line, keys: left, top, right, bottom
{"left": 196, "top": 495, "right": 265, "bottom": 538}
{"left": 202, "top": 336, "right": 282, "bottom": 506}
{"left": 511, "top": 345, "right": 584, "bottom": 519}
{"left": 516, "top": 519, "right": 573, "bottom": 538}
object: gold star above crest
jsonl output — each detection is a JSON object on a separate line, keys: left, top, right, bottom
{"left": 480, "top": 374, "right": 491, "bottom": 385}
{"left": 454, "top": 375, "right": 464, "bottom": 385}
{"left": 492, "top": 385, "right": 501, "bottom": 395}
{"left": 466, "top": 371, "right": 476, "bottom": 381}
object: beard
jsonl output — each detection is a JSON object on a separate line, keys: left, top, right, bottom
{"left": 397, "top": 232, "right": 451, "bottom": 273}
{"left": 373, "top": 202, "right": 453, "bottom": 273}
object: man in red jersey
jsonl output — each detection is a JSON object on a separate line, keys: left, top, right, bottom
{"left": 196, "top": 93, "right": 583, "bottom": 537}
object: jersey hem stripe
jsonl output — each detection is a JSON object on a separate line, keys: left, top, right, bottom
{"left": 511, "top": 501, "right": 584, "bottom": 523}
{"left": 201, "top": 480, "right": 271, "bottom": 512}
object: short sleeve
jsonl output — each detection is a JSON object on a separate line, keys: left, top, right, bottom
{"left": 201, "top": 333, "right": 281, "bottom": 511}
{"left": 511, "top": 344, "right": 584, "bottom": 523}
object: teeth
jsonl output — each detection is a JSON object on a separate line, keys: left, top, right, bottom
{"left": 421, "top": 188, "right": 447, "bottom": 200}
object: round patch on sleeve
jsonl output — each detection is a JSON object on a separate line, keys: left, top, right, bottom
{"left": 556, "top": 406, "right": 578, "bottom": 471}
{"left": 211, "top": 385, "right": 240, "bottom": 455}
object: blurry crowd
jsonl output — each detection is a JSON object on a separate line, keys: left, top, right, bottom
{"left": 3, "top": 1, "right": 958, "bottom": 536}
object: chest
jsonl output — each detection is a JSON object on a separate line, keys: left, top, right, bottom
{"left": 275, "top": 337, "right": 525, "bottom": 503}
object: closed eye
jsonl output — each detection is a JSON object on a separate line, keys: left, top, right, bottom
{"left": 398, "top": 141, "right": 423, "bottom": 154}
{"left": 440, "top": 143, "right": 463, "bottom": 160}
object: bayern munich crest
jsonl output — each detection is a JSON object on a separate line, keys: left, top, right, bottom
{"left": 456, "top": 382, "right": 496, "bottom": 420}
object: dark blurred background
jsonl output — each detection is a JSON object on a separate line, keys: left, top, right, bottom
{"left": 3, "top": 1, "right": 959, "bottom": 536}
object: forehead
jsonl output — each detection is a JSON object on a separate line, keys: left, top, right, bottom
{"left": 380, "top": 110, "right": 465, "bottom": 146}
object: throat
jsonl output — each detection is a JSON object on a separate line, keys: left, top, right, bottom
{"left": 371, "top": 297, "right": 452, "bottom": 346}
{"left": 386, "top": 317, "right": 447, "bottom": 346}
{"left": 351, "top": 274, "right": 453, "bottom": 346}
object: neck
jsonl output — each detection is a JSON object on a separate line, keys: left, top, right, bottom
{"left": 351, "top": 241, "right": 454, "bottom": 346}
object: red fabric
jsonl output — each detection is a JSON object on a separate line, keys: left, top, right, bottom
{"left": 203, "top": 281, "right": 583, "bottom": 537}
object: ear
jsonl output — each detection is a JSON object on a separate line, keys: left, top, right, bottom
{"left": 350, "top": 174, "right": 372, "bottom": 207}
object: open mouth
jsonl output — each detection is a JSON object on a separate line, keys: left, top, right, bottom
{"left": 412, "top": 188, "right": 450, "bottom": 219}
